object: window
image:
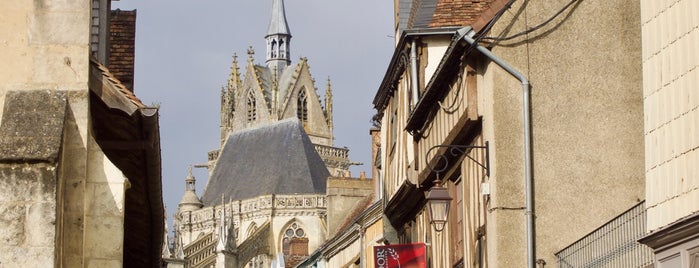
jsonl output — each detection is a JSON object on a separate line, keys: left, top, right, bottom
{"left": 297, "top": 90, "right": 308, "bottom": 124}
{"left": 247, "top": 91, "right": 256, "bottom": 122}
{"left": 271, "top": 39, "right": 277, "bottom": 58}
{"left": 279, "top": 39, "right": 286, "bottom": 58}
{"left": 282, "top": 222, "right": 308, "bottom": 267}
{"left": 282, "top": 222, "right": 306, "bottom": 255}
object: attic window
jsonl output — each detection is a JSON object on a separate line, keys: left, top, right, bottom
{"left": 297, "top": 90, "right": 308, "bottom": 124}
{"left": 247, "top": 91, "right": 256, "bottom": 122}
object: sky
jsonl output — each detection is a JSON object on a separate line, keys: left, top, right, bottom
{"left": 111, "top": 0, "right": 395, "bottom": 223}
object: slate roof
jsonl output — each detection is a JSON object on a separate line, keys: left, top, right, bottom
{"left": 254, "top": 65, "right": 274, "bottom": 108}
{"left": 201, "top": 118, "right": 329, "bottom": 205}
{"left": 266, "top": 0, "right": 291, "bottom": 36}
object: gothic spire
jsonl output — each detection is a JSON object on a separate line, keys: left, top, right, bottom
{"left": 228, "top": 53, "right": 241, "bottom": 92}
{"left": 266, "top": 0, "right": 291, "bottom": 37}
{"left": 265, "top": 0, "right": 292, "bottom": 75}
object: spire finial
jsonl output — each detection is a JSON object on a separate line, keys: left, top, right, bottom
{"left": 325, "top": 76, "right": 334, "bottom": 142}
{"left": 247, "top": 46, "right": 255, "bottom": 61}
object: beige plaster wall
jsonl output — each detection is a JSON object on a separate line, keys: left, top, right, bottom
{"left": 327, "top": 238, "right": 361, "bottom": 267}
{"left": 364, "top": 218, "right": 383, "bottom": 268}
{"left": 423, "top": 36, "right": 451, "bottom": 85}
{"left": 481, "top": 0, "right": 645, "bottom": 266}
{"left": 641, "top": 0, "right": 699, "bottom": 232}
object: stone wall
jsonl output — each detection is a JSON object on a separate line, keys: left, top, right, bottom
{"left": 0, "top": 1, "right": 133, "bottom": 267}
{"left": 326, "top": 176, "right": 373, "bottom": 236}
{"left": 0, "top": 91, "right": 67, "bottom": 266}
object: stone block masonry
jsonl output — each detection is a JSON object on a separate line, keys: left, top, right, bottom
{"left": 0, "top": 90, "right": 68, "bottom": 266}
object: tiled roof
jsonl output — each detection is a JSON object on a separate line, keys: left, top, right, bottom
{"left": 90, "top": 58, "right": 145, "bottom": 114}
{"left": 429, "top": 0, "right": 496, "bottom": 28}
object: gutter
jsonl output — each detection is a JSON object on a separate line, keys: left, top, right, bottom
{"left": 458, "top": 26, "right": 535, "bottom": 268}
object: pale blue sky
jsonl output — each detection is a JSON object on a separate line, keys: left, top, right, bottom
{"left": 112, "top": 0, "right": 394, "bottom": 223}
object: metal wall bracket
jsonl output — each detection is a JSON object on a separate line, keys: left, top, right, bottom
{"left": 425, "top": 141, "right": 490, "bottom": 177}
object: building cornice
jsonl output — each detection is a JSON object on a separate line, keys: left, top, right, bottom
{"left": 639, "top": 210, "right": 699, "bottom": 252}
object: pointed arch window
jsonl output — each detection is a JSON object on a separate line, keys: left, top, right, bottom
{"left": 270, "top": 39, "right": 277, "bottom": 58}
{"left": 282, "top": 222, "right": 308, "bottom": 261}
{"left": 247, "top": 91, "right": 257, "bottom": 122}
{"left": 279, "top": 39, "right": 285, "bottom": 58}
{"left": 297, "top": 90, "right": 308, "bottom": 124}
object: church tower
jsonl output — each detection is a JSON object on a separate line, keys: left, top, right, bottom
{"left": 210, "top": 0, "right": 351, "bottom": 176}
{"left": 265, "top": 0, "right": 291, "bottom": 76}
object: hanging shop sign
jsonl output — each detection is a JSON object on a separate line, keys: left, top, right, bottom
{"left": 373, "top": 243, "right": 426, "bottom": 268}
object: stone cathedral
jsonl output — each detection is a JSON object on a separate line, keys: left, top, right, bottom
{"left": 164, "top": 0, "right": 352, "bottom": 267}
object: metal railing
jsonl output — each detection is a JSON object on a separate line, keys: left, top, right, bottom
{"left": 555, "top": 201, "right": 653, "bottom": 268}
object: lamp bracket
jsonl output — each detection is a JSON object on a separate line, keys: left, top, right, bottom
{"left": 425, "top": 141, "right": 490, "bottom": 178}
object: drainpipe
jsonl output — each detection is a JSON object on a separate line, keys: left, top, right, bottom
{"left": 458, "top": 26, "right": 535, "bottom": 268}
{"left": 410, "top": 39, "right": 420, "bottom": 110}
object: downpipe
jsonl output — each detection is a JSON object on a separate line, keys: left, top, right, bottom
{"left": 410, "top": 39, "right": 420, "bottom": 109}
{"left": 459, "top": 27, "right": 535, "bottom": 268}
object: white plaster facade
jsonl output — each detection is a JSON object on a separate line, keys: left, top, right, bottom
{"left": 641, "top": 0, "right": 699, "bottom": 232}
{"left": 639, "top": 1, "right": 699, "bottom": 267}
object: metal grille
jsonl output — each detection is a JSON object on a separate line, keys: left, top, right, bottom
{"left": 556, "top": 202, "right": 654, "bottom": 268}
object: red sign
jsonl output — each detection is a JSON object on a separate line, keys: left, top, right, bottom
{"left": 373, "top": 243, "right": 426, "bottom": 268}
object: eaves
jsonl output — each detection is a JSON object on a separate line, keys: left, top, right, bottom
{"left": 372, "top": 27, "right": 462, "bottom": 115}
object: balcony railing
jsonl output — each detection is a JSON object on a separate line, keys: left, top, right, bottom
{"left": 314, "top": 144, "right": 349, "bottom": 160}
{"left": 555, "top": 201, "right": 653, "bottom": 268}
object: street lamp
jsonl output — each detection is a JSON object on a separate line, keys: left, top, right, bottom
{"left": 425, "top": 179, "right": 452, "bottom": 232}
{"left": 424, "top": 142, "right": 489, "bottom": 232}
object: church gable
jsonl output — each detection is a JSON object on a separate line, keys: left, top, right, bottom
{"left": 231, "top": 63, "right": 273, "bottom": 130}
{"left": 278, "top": 60, "right": 331, "bottom": 144}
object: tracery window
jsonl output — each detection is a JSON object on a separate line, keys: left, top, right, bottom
{"left": 247, "top": 91, "right": 257, "bottom": 122}
{"left": 297, "top": 90, "right": 308, "bottom": 124}
{"left": 282, "top": 222, "right": 306, "bottom": 256}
